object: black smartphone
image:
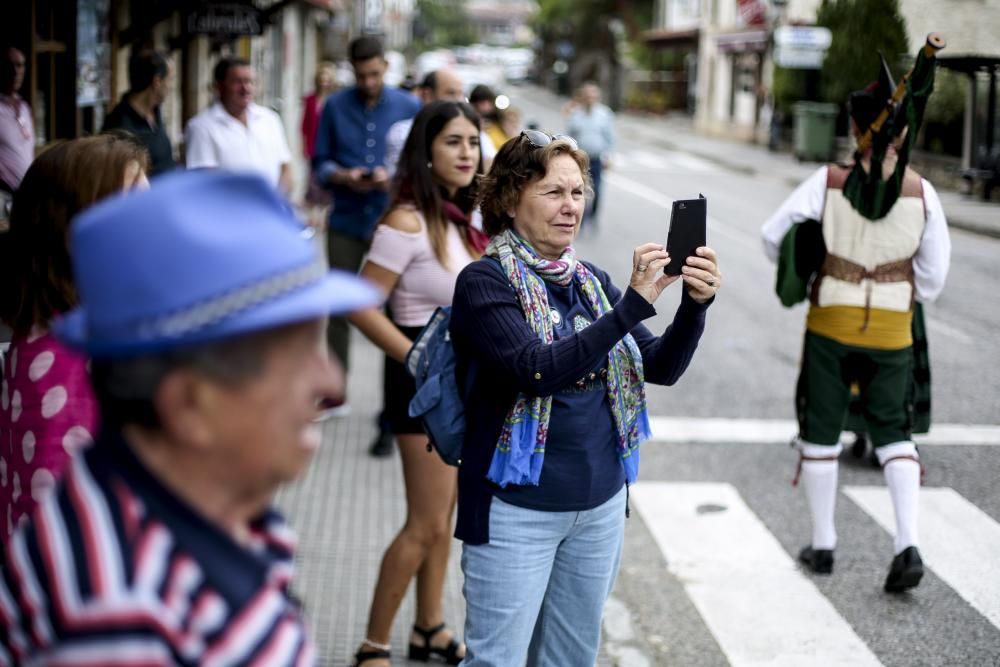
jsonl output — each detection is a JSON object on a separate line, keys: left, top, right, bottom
{"left": 665, "top": 194, "right": 707, "bottom": 276}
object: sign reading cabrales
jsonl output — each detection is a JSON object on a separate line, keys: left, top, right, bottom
{"left": 187, "top": 3, "right": 264, "bottom": 36}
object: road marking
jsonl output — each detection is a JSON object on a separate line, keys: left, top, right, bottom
{"left": 647, "top": 416, "right": 1000, "bottom": 446}
{"left": 605, "top": 172, "right": 760, "bottom": 251}
{"left": 631, "top": 482, "right": 882, "bottom": 666}
{"left": 618, "top": 149, "right": 718, "bottom": 173}
{"left": 924, "top": 316, "right": 973, "bottom": 345}
{"left": 845, "top": 486, "right": 1000, "bottom": 631}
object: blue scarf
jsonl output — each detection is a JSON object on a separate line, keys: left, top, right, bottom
{"left": 485, "top": 229, "right": 650, "bottom": 487}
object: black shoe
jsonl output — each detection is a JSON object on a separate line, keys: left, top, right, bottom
{"left": 798, "top": 545, "right": 834, "bottom": 574}
{"left": 884, "top": 546, "right": 923, "bottom": 593}
{"left": 368, "top": 428, "right": 394, "bottom": 458}
{"left": 408, "top": 623, "right": 464, "bottom": 665}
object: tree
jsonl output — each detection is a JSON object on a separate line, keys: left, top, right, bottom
{"left": 816, "top": 0, "right": 909, "bottom": 106}
{"left": 412, "top": 0, "right": 476, "bottom": 51}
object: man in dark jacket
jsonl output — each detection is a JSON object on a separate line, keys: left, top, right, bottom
{"left": 103, "top": 50, "right": 175, "bottom": 176}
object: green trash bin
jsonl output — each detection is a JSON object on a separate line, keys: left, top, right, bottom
{"left": 793, "top": 102, "right": 838, "bottom": 162}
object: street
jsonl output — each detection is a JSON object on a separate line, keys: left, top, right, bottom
{"left": 280, "top": 85, "right": 1000, "bottom": 666}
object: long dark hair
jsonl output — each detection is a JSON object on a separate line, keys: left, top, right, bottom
{"left": 390, "top": 100, "right": 483, "bottom": 265}
{"left": 0, "top": 133, "right": 149, "bottom": 334}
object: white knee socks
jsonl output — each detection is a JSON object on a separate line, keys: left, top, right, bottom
{"left": 799, "top": 442, "right": 842, "bottom": 550}
{"left": 878, "top": 441, "right": 921, "bottom": 554}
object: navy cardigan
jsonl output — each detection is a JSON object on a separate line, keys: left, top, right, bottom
{"left": 449, "top": 258, "right": 711, "bottom": 545}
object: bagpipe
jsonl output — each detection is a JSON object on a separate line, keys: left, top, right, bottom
{"left": 773, "top": 35, "right": 946, "bottom": 436}
{"left": 775, "top": 33, "right": 947, "bottom": 307}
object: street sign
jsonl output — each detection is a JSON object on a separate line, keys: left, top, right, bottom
{"left": 774, "top": 26, "right": 832, "bottom": 69}
{"left": 774, "top": 26, "right": 833, "bottom": 50}
{"left": 774, "top": 46, "right": 827, "bottom": 69}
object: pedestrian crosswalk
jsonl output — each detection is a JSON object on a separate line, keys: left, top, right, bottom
{"left": 628, "top": 480, "right": 1000, "bottom": 665}
{"left": 613, "top": 149, "right": 720, "bottom": 174}
{"left": 845, "top": 486, "right": 1000, "bottom": 631}
{"left": 631, "top": 482, "right": 881, "bottom": 666}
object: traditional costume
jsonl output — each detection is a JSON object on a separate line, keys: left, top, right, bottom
{"left": 761, "top": 36, "right": 951, "bottom": 592}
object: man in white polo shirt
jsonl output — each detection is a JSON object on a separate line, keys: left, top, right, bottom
{"left": 185, "top": 57, "right": 293, "bottom": 194}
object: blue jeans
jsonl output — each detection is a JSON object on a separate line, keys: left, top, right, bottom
{"left": 583, "top": 157, "right": 603, "bottom": 228}
{"left": 460, "top": 485, "right": 626, "bottom": 666}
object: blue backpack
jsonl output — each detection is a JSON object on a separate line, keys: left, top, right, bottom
{"left": 406, "top": 306, "right": 467, "bottom": 466}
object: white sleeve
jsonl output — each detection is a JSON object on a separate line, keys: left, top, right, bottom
{"left": 184, "top": 117, "right": 218, "bottom": 170}
{"left": 913, "top": 179, "right": 951, "bottom": 303}
{"left": 479, "top": 129, "right": 497, "bottom": 163}
{"left": 760, "top": 166, "right": 828, "bottom": 262}
{"left": 385, "top": 120, "right": 408, "bottom": 179}
{"left": 272, "top": 112, "right": 292, "bottom": 165}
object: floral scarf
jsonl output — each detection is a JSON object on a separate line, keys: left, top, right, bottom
{"left": 485, "top": 228, "right": 651, "bottom": 487}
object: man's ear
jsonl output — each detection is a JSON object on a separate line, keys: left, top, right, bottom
{"left": 153, "top": 370, "right": 215, "bottom": 450}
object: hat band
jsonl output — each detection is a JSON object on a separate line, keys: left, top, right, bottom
{"left": 111, "top": 257, "right": 330, "bottom": 343}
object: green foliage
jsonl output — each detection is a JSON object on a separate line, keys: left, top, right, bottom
{"left": 816, "top": 0, "right": 909, "bottom": 106}
{"left": 413, "top": 0, "right": 477, "bottom": 50}
{"left": 924, "top": 67, "right": 965, "bottom": 125}
{"left": 535, "top": 0, "right": 655, "bottom": 51}
{"left": 772, "top": 67, "right": 812, "bottom": 115}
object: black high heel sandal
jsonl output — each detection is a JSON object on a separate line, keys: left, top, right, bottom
{"left": 408, "top": 623, "right": 464, "bottom": 665}
{"left": 351, "top": 647, "right": 390, "bottom": 666}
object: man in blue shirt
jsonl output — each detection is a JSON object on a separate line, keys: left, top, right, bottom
{"left": 566, "top": 82, "right": 615, "bottom": 232}
{"left": 313, "top": 36, "right": 420, "bottom": 381}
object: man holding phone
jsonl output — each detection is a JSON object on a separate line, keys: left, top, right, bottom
{"left": 312, "top": 36, "right": 420, "bottom": 405}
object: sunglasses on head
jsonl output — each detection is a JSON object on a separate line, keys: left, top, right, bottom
{"left": 520, "top": 129, "right": 579, "bottom": 152}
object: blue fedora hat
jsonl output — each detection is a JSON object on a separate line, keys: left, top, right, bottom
{"left": 55, "top": 170, "right": 380, "bottom": 357}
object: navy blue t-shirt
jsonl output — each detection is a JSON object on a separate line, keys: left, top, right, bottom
{"left": 494, "top": 280, "right": 626, "bottom": 511}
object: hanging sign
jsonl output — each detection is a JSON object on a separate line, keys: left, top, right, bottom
{"left": 187, "top": 3, "right": 264, "bottom": 36}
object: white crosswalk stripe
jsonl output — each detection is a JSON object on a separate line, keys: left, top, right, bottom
{"left": 845, "top": 486, "right": 1000, "bottom": 631}
{"left": 631, "top": 480, "right": 1000, "bottom": 665}
{"left": 646, "top": 416, "right": 1000, "bottom": 446}
{"left": 614, "top": 149, "right": 719, "bottom": 173}
{"left": 631, "top": 482, "right": 882, "bottom": 666}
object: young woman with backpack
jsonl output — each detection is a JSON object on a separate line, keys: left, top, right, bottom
{"left": 347, "top": 100, "right": 488, "bottom": 667}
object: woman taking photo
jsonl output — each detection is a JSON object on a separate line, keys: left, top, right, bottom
{"left": 450, "top": 130, "right": 721, "bottom": 665}
{"left": 348, "top": 100, "right": 486, "bottom": 667}
{"left": 0, "top": 133, "right": 149, "bottom": 540}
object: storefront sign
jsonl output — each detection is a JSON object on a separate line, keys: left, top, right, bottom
{"left": 737, "top": 0, "right": 767, "bottom": 26}
{"left": 187, "top": 3, "right": 264, "bottom": 36}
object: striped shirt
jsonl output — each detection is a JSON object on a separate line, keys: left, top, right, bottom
{"left": 0, "top": 430, "right": 315, "bottom": 666}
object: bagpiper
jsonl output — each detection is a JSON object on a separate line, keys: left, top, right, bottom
{"left": 761, "top": 34, "right": 951, "bottom": 592}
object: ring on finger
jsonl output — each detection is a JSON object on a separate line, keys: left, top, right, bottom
{"left": 637, "top": 264, "right": 648, "bottom": 272}
{"left": 706, "top": 278, "right": 716, "bottom": 286}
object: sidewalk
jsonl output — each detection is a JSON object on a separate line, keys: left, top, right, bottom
{"left": 275, "top": 331, "right": 465, "bottom": 666}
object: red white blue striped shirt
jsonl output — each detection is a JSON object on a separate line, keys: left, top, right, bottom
{"left": 0, "top": 430, "right": 315, "bottom": 666}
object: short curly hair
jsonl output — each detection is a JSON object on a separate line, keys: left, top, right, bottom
{"left": 477, "top": 134, "right": 592, "bottom": 237}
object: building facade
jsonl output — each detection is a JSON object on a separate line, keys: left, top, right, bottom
{"left": 3, "top": 0, "right": 344, "bottom": 193}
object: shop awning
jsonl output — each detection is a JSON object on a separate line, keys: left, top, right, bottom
{"left": 716, "top": 29, "right": 769, "bottom": 54}
{"left": 643, "top": 28, "right": 699, "bottom": 46}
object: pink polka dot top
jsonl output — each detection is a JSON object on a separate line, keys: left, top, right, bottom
{"left": 0, "top": 327, "right": 99, "bottom": 541}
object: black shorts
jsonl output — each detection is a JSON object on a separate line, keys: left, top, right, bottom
{"left": 383, "top": 324, "right": 425, "bottom": 435}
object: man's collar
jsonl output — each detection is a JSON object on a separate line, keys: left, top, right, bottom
{"left": 211, "top": 101, "right": 258, "bottom": 122}
{"left": 353, "top": 86, "right": 385, "bottom": 109}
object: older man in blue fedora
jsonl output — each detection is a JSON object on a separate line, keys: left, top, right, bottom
{"left": 0, "top": 171, "right": 379, "bottom": 665}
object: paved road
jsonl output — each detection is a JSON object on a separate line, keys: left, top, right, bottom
{"left": 279, "top": 85, "right": 1000, "bottom": 666}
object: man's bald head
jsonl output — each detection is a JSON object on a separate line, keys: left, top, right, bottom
{"left": 422, "top": 69, "right": 464, "bottom": 103}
